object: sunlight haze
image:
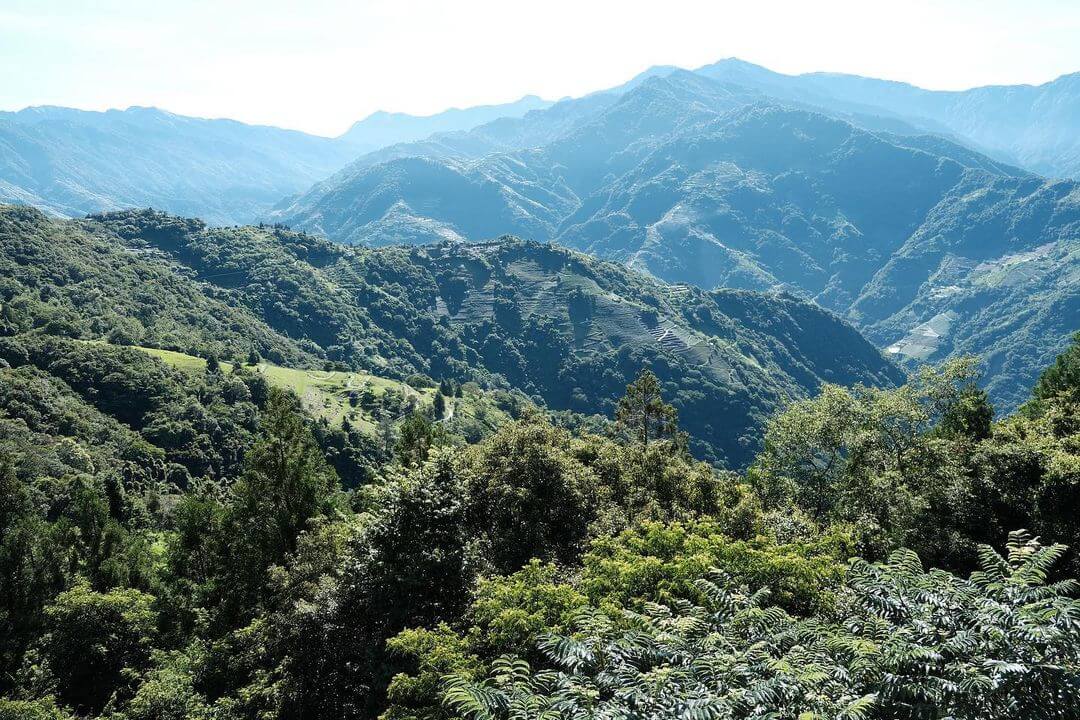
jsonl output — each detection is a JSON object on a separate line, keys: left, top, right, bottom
{"left": 2, "top": 0, "right": 1079, "bottom": 135}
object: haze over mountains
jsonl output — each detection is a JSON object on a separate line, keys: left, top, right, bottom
{"left": 1, "top": 57, "right": 1077, "bottom": 411}
{"left": 0, "top": 106, "right": 354, "bottom": 225}
{"left": 0, "top": 96, "right": 552, "bottom": 224}
{"left": 4, "top": 57, "right": 1078, "bottom": 227}
{"left": 338, "top": 95, "right": 552, "bottom": 155}
{"left": 273, "top": 67, "right": 1079, "bottom": 411}
{"left": 695, "top": 59, "right": 1080, "bottom": 180}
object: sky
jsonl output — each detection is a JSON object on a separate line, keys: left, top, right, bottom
{"left": 1, "top": 0, "right": 1078, "bottom": 137}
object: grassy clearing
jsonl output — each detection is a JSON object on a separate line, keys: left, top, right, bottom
{"left": 137, "top": 346, "right": 217, "bottom": 373}
{"left": 252, "top": 363, "right": 432, "bottom": 431}
{"left": 109, "top": 343, "right": 428, "bottom": 432}
{"left": 115, "top": 344, "right": 514, "bottom": 438}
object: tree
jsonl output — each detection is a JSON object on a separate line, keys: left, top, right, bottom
{"left": 122, "top": 661, "right": 212, "bottom": 720}
{"left": 0, "top": 458, "right": 69, "bottom": 688}
{"left": 751, "top": 383, "right": 861, "bottom": 517}
{"left": 379, "top": 415, "right": 395, "bottom": 455}
{"left": 970, "top": 336, "right": 1080, "bottom": 573}
{"left": 1026, "top": 331, "right": 1080, "bottom": 413}
{"left": 0, "top": 453, "right": 27, "bottom": 539}
{"left": 0, "top": 698, "right": 76, "bottom": 720}
{"left": 234, "top": 388, "right": 337, "bottom": 554}
{"left": 937, "top": 383, "right": 993, "bottom": 440}
{"left": 265, "top": 450, "right": 475, "bottom": 720}
{"left": 383, "top": 561, "right": 587, "bottom": 720}
{"left": 579, "top": 519, "right": 849, "bottom": 616}
{"left": 750, "top": 359, "right": 986, "bottom": 561}
{"left": 615, "top": 369, "right": 679, "bottom": 446}
{"left": 433, "top": 391, "right": 447, "bottom": 420}
{"left": 464, "top": 419, "right": 601, "bottom": 572}
{"left": 396, "top": 412, "right": 446, "bottom": 468}
{"left": 444, "top": 532, "right": 1080, "bottom": 720}
{"left": 219, "top": 387, "right": 339, "bottom": 622}
{"left": 32, "top": 582, "right": 157, "bottom": 715}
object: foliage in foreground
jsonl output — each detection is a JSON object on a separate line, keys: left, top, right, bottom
{"left": 0, "top": 335, "right": 1078, "bottom": 719}
{"left": 445, "top": 531, "right": 1080, "bottom": 720}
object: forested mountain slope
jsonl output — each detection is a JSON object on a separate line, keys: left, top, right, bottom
{"left": 0, "top": 205, "right": 899, "bottom": 465}
{"left": 275, "top": 73, "right": 1077, "bottom": 411}
{"left": 272, "top": 72, "right": 760, "bottom": 244}
{"left": 560, "top": 103, "right": 1079, "bottom": 408}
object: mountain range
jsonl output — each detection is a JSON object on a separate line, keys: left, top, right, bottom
{"left": 273, "top": 70, "right": 1079, "bottom": 411}
{"left": 694, "top": 59, "right": 1080, "bottom": 180}
{"left": 4, "top": 58, "right": 1078, "bottom": 227}
{"left": 338, "top": 95, "right": 552, "bottom": 154}
{"left": 0, "top": 96, "right": 551, "bottom": 225}
{"left": 1, "top": 58, "right": 1078, "bottom": 411}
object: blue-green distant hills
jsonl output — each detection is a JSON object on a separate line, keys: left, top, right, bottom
{"left": 5, "top": 58, "right": 1078, "bottom": 228}
{"left": 273, "top": 69, "right": 1078, "bottom": 411}
{"left": 695, "top": 58, "right": 1080, "bottom": 181}
{"left": 338, "top": 95, "right": 552, "bottom": 154}
{"left": 0, "top": 96, "right": 551, "bottom": 225}
{"left": 0, "top": 106, "right": 353, "bottom": 225}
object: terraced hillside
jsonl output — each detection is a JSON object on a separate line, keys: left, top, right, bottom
{"left": 0, "top": 205, "right": 900, "bottom": 466}
{"left": 873, "top": 238, "right": 1079, "bottom": 409}
{"left": 393, "top": 239, "right": 903, "bottom": 464}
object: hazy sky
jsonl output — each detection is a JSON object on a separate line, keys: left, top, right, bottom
{"left": 2, "top": 0, "right": 1078, "bottom": 136}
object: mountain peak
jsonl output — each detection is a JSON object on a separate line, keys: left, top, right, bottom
{"left": 698, "top": 57, "right": 772, "bottom": 72}
{"left": 340, "top": 95, "right": 553, "bottom": 148}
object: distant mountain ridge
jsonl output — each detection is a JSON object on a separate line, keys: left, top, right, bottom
{"left": 274, "top": 71, "right": 1078, "bottom": 411}
{"left": 0, "top": 96, "right": 554, "bottom": 224}
{"left": 694, "top": 58, "right": 1080, "bottom": 180}
{"left": 0, "top": 105, "right": 357, "bottom": 224}
{"left": 339, "top": 95, "right": 553, "bottom": 154}
{"left": 3, "top": 57, "right": 1077, "bottom": 225}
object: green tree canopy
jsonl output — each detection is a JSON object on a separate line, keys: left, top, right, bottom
{"left": 445, "top": 532, "right": 1080, "bottom": 720}
{"left": 615, "top": 368, "right": 680, "bottom": 447}
{"left": 31, "top": 583, "right": 157, "bottom": 715}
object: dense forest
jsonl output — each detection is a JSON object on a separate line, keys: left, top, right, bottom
{"left": 1, "top": 299, "right": 1078, "bottom": 717}
{"left": 3, "top": 17, "right": 1080, "bottom": 720}
{"left": 0, "top": 196, "right": 1078, "bottom": 720}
